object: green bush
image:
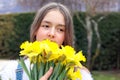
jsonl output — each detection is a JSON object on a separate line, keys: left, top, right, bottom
{"left": 94, "top": 13, "right": 120, "bottom": 70}
{"left": 0, "top": 13, "right": 34, "bottom": 59}
{"left": 73, "top": 12, "right": 120, "bottom": 70}
{"left": 0, "top": 14, "right": 15, "bottom": 58}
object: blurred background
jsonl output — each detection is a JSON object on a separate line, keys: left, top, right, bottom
{"left": 0, "top": 0, "right": 120, "bottom": 80}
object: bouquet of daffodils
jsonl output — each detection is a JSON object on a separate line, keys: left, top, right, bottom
{"left": 19, "top": 39, "right": 86, "bottom": 80}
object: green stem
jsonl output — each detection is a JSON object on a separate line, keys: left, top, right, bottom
{"left": 19, "top": 58, "right": 32, "bottom": 80}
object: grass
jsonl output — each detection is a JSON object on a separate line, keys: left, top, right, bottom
{"left": 92, "top": 71, "right": 120, "bottom": 80}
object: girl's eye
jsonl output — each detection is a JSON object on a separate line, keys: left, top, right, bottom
{"left": 41, "top": 25, "right": 50, "bottom": 28}
{"left": 57, "top": 28, "right": 65, "bottom": 32}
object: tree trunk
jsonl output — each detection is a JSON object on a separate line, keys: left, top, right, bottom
{"left": 91, "top": 20, "right": 101, "bottom": 70}
{"left": 85, "top": 16, "right": 93, "bottom": 70}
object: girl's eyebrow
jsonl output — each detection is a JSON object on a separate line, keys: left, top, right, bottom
{"left": 42, "top": 20, "right": 65, "bottom": 27}
{"left": 42, "top": 20, "right": 51, "bottom": 24}
{"left": 57, "top": 24, "right": 65, "bottom": 27}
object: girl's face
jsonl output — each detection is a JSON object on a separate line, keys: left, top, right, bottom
{"left": 36, "top": 10, "right": 65, "bottom": 46}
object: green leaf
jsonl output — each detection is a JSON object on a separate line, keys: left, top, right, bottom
{"left": 57, "top": 68, "right": 68, "bottom": 80}
{"left": 49, "top": 62, "right": 61, "bottom": 80}
{"left": 53, "top": 63, "right": 63, "bottom": 80}
{"left": 19, "top": 58, "right": 31, "bottom": 80}
{"left": 38, "top": 62, "right": 45, "bottom": 78}
{"left": 44, "top": 61, "right": 49, "bottom": 74}
{"left": 32, "top": 63, "right": 38, "bottom": 80}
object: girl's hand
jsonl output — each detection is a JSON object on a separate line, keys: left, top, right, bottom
{"left": 39, "top": 67, "right": 53, "bottom": 80}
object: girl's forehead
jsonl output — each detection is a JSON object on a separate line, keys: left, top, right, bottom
{"left": 42, "top": 10, "right": 65, "bottom": 24}
{"left": 45, "top": 9, "right": 64, "bottom": 17}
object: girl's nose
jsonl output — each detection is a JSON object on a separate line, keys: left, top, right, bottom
{"left": 48, "top": 28, "right": 55, "bottom": 38}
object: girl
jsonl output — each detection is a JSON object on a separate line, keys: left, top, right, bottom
{"left": 0, "top": 2, "right": 93, "bottom": 80}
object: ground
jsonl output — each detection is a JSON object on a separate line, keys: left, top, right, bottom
{"left": 92, "top": 70, "right": 120, "bottom": 80}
